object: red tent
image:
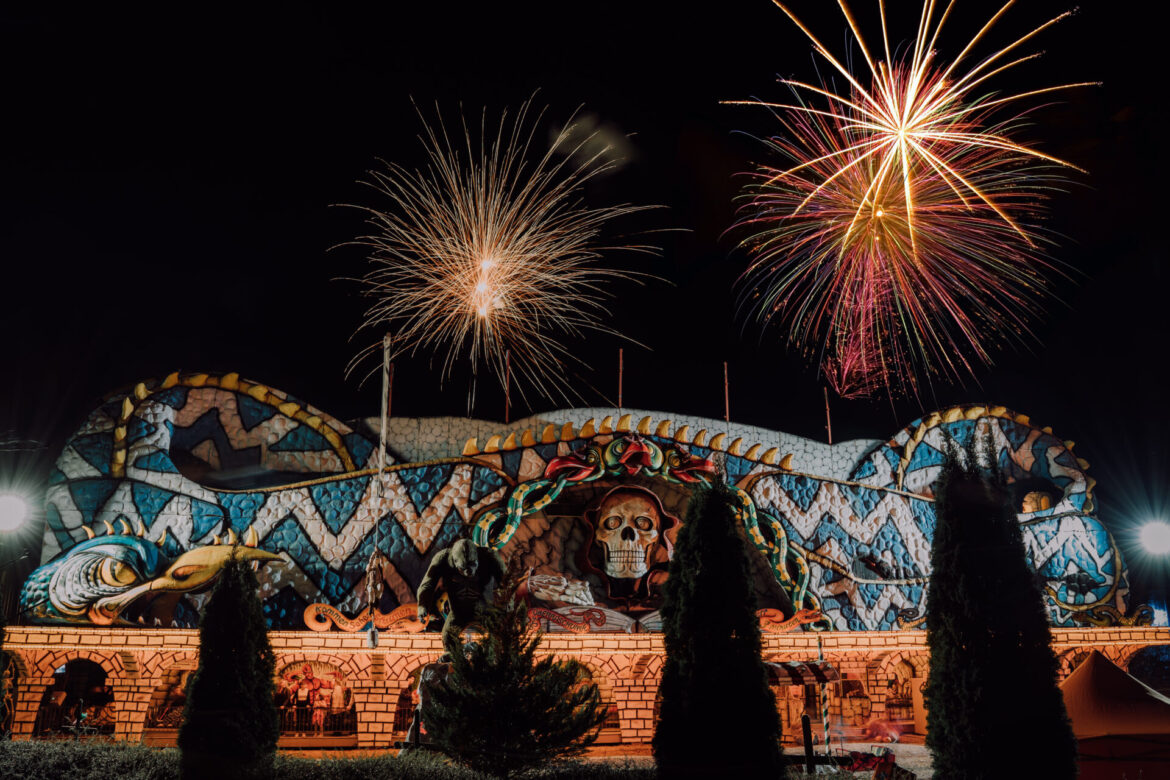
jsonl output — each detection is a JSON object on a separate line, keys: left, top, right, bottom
{"left": 1060, "top": 650, "right": 1170, "bottom": 779}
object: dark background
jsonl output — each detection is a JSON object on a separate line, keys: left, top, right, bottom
{"left": 2, "top": 2, "right": 1166, "bottom": 600}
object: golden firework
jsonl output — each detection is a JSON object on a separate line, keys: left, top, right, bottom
{"left": 346, "top": 101, "right": 660, "bottom": 403}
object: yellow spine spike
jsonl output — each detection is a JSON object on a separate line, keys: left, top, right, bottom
{"left": 102, "top": 520, "right": 115, "bottom": 536}
{"left": 942, "top": 408, "right": 963, "bottom": 423}
{"left": 579, "top": 419, "right": 597, "bottom": 438}
{"left": 1063, "top": 440, "right": 1075, "bottom": 450}
{"left": 1076, "top": 457, "right": 1090, "bottom": 471}
{"left": 211, "top": 534, "right": 221, "bottom": 545}
{"left": 655, "top": 420, "right": 673, "bottom": 437}
{"left": 674, "top": 425, "right": 691, "bottom": 443}
{"left": 708, "top": 432, "right": 726, "bottom": 450}
{"left": 692, "top": 429, "right": 708, "bottom": 447}
{"left": 112, "top": 449, "right": 126, "bottom": 467}
{"left": 245, "top": 526, "right": 259, "bottom": 547}
{"left": 964, "top": 406, "right": 986, "bottom": 420}
{"left": 304, "top": 415, "right": 323, "bottom": 428}
{"left": 520, "top": 429, "right": 537, "bottom": 447}
{"left": 540, "top": 424, "right": 558, "bottom": 444}
{"left": 187, "top": 373, "right": 209, "bottom": 387}
{"left": 502, "top": 433, "right": 518, "bottom": 451}
{"left": 779, "top": 453, "right": 794, "bottom": 470}
{"left": 1015, "top": 414, "right": 1031, "bottom": 426}
{"left": 220, "top": 372, "right": 240, "bottom": 390}
{"left": 616, "top": 414, "right": 632, "bottom": 433}
{"left": 113, "top": 426, "right": 127, "bottom": 444}
{"left": 1041, "top": 425, "right": 1053, "bottom": 435}
{"left": 988, "top": 405, "right": 1008, "bottom": 417}
{"left": 744, "top": 443, "right": 762, "bottom": 461}
{"left": 598, "top": 415, "right": 614, "bottom": 434}
{"left": 155, "top": 528, "right": 170, "bottom": 548}
{"left": 118, "top": 518, "right": 132, "bottom": 535}
{"left": 226, "top": 528, "right": 237, "bottom": 545}
{"left": 636, "top": 416, "right": 652, "bottom": 435}
{"left": 247, "top": 384, "right": 269, "bottom": 401}
{"left": 462, "top": 438, "right": 478, "bottom": 456}
{"left": 160, "top": 371, "right": 180, "bottom": 389}
{"left": 120, "top": 397, "right": 135, "bottom": 421}
{"left": 136, "top": 520, "right": 147, "bottom": 537}
{"left": 727, "top": 438, "right": 744, "bottom": 456}
{"left": 483, "top": 435, "right": 502, "bottom": 453}
{"left": 278, "top": 401, "right": 300, "bottom": 418}
{"left": 133, "top": 382, "right": 149, "bottom": 401}
{"left": 761, "top": 447, "right": 780, "bottom": 465}
{"left": 82, "top": 526, "right": 96, "bottom": 540}
{"left": 560, "top": 422, "right": 575, "bottom": 441}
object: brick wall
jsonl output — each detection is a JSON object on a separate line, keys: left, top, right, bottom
{"left": 5, "top": 626, "right": 1168, "bottom": 745}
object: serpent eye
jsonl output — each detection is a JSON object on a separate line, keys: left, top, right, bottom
{"left": 99, "top": 558, "right": 139, "bottom": 587}
{"left": 170, "top": 565, "right": 201, "bottom": 581}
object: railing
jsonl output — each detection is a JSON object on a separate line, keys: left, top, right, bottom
{"left": 32, "top": 702, "right": 115, "bottom": 739}
{"left": 278, "top": 704, "right": 357, "bottom": 736}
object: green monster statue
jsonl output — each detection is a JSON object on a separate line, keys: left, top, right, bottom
{"left": 416, "top": 539, "right": 506, "bottom": 649}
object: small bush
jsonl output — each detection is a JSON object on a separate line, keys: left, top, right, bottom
{"left": 0, "top": 741, "right": 657, "bottom": 780}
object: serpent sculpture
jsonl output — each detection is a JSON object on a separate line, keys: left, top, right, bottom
{"left": 22, "top": 371, "right": 1133, "bottom": 631}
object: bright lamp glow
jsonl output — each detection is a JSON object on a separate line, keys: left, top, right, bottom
{"left": 0, "top": 492, "right": 29, "bottom": 532}
{"left": 1140, "top": 521, "right": 1170, "bottom": 556}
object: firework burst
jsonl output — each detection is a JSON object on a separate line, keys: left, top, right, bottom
{"left": 346, "top": 101, "right": 660, "bottom": 403}
{"left": 731, "top": 1, "right": 1092, "bottom": 398}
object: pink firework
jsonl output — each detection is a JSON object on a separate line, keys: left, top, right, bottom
{"left": 731, "top": 1, "right": 1091, "bottom": 398}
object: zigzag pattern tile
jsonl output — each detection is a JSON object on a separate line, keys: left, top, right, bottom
{"left": 35, "top": 384, "right": 1129, "bottom": 630}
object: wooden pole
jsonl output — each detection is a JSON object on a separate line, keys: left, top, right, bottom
{"left": 723, "top": 361, "right": 730, "bottom": 423}
{"left": 618, "top": 348, "right": 624, "bottom": 414}
{"left": 818, "top": 634, "right": 831, "bottom": 754}
{"left": 504, "top": 349, "right": 511, "bottom": 424}
{"left": 379, "top": 334, "right": 391, "bottom": 489}
{"left": 369, "top": 332, "right": 392, "bottom": 650}
{"left": 802, "top": 714, "right": 815, "bottom": 774}
{"left": 823, "top": 387, "right": 833, "bottom": 445}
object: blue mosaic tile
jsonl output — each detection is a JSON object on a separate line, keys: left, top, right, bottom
{"left": 271, "top": 423, "right": 330, "bottom": 453}
{"left": 132, "top": 483, "right": 176, "bottom": 528}
{"left": 71, "top": 434, "right": 113, "bottom": 476}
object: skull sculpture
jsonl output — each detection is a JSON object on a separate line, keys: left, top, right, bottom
{"left": 592, "top": 487, "right": 662, "bottom": 578}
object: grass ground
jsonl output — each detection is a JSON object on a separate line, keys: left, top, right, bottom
{"left": 0, "top": 739, "right": 932, "bottom": 778}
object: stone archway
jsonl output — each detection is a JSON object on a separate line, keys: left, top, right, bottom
{"left": 574, "top": 660, "right": 622, "bottom": 744}
{"left": 0, "top": 650, "right": 22, "bottom": 735}
{"left": 274, "top": 659, "right": 357, "bottom": 747}
{"left": 33, "top": 659, "right": 115, "bottom": 739}
{"left": 872, "top": 651, "right": 929, "bottom": 736}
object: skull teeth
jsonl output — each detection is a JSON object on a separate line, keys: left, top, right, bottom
{"left": 607, "top": 550, "right": 647, "bottom": 563}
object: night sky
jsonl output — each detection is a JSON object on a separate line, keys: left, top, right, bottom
{"left": 2, "top": 2, "right": 1167, "bottom": 597}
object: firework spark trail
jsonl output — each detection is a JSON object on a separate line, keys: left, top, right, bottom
{"left": 730, "top": 1, "right": 1090, "bottom": 398}
{"left": 344, "top": 101, "right": 661, "bottom": 404}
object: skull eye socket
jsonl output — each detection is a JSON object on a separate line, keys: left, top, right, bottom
{"left": 635, "top": 516, "right": 654, "bottom": 531}
{"left": 602, "top": 515, "right": 622, "bottom": 530}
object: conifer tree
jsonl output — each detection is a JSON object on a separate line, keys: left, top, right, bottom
{"left": 179, "top": 554, "right": 279, "bottom": 780}
{"left": 420, "top": 567, "right": 607, "bottom": 778}
{"left": 925, "top": 443, "right": 1076, "bottom": 779}
{"left": 653, "top": 481, "right": 784, "bottom": 778}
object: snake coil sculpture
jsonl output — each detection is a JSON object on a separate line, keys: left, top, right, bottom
{"left": 23, "top": 371, "right": 1135, "bottom": 631}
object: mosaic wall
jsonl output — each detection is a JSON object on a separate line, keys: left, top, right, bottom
{"left": 22, "top": 371, "right": 1130, "bottom": 631}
